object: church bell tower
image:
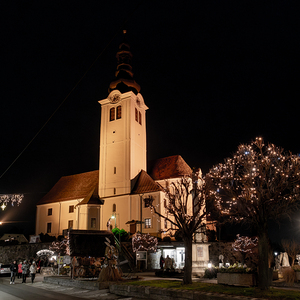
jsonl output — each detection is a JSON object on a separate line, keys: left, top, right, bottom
{"left": 98, "top": 32, "right": 148, "bottom": 198}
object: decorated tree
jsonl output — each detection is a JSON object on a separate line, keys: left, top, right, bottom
{"left": 132, "top": 233, "right": 158, "bottom": 252}
{"left": 0, "top": 194, "right": 23, "bottom": 210}
{"left": 232, "top": 234, "right": 258, "bottom": 265}
{"left": 148, "top": 169, "right": 207, "bottom": 284}
{"left": 49, "top": 236, "right": 70, "bottom": 256}
{"left": 206, "top": 137, "right": 300, "bottom": 289}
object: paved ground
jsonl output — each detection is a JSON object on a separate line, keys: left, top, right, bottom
{"left": 0, "top": 274, "right": 137, "bottom": 300}
{"left": 2, "top": 271, "right": 300, "bottom": 300}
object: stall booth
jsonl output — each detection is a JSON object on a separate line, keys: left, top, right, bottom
{"left": 68, "top": 229, "right": 115, "bottom": 278}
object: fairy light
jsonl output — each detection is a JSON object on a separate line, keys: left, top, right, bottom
{"left": 232, "top": 234, "right": 258, "bottom": 253}
{"left": 132, "top": 233, "right": 158, "bottom": 252}
{"left": 0, "top": 194, "right": 23, "bottom": 210}
{"left": 207, "top": 137, "right": 300, "bottom": 222}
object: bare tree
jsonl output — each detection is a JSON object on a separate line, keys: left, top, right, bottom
{"left": 206, "top": 137, "right": 300, "bottom": 290}
{"left": 148, "top": 169, "right": 207, "bottom": 285}
{"left": 281, "top": 239, "right": 300, "bottom": 267}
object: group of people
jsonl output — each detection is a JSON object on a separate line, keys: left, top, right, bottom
{"left": 10, "top": 260, "right": 37, "bottom": 284}
{"left": 160, "top": 254, "right": 174, "bottom": 270}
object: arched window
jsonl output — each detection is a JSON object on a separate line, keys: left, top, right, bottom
{"left": 112, "top": 203, "right": 116, "bottom": 212}
{"left": 116, "top": 106, "right": 122, "bottom": 119}
{"left": 135, "top": 108, "right": 138, "bottom": 122}
{"left": 110, "top": 107, "right": 115, "bottom": 121}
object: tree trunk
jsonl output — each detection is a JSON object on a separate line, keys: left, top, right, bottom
{"left": 258, "top": 227, "right": 270, "bottom": 290}
{"left": 183, "top": 236, "right": 193, "bottom": 285}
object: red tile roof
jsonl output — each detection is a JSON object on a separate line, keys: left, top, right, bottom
{"left": 131, "top": 170, "right": 163, "bottom": 194}
{"left": 149, "top": 155, "right": 192, "bottom": 180}
{"left": 37, "top": 170, "right": 99, "bottom": 205}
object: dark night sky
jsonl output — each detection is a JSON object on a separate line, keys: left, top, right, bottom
{"left": 0, "top": 1, "right": 300, "bottom": 242}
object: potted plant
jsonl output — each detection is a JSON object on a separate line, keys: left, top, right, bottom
{"left": 292, "top": 265, "right": 300, "bottom": 281}
{"left": 217, "top": 263, "right": 257, "bottom": 286}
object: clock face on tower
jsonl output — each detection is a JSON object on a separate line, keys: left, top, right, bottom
{"left": 109, "top": 94, "right": 120, "bottom": 103}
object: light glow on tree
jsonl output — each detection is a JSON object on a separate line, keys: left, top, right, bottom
{"left": 206, "top": 137, "right": 300, "bottom": 290}
{"left": 132, "top": 233, "right": 157, "bottom": 252}
{"left": 232, "top": 234, "right": 258, "bottom": 253}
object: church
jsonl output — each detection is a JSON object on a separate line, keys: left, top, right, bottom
{"left": 35, "top": 33, "right": 210, "bottom": 272}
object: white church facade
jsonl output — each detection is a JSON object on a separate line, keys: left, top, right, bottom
{"left": 35, "top": 34, "right": 210, "bottom": 273}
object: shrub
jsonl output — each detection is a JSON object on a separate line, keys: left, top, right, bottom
{"left": 162, "top": 236, "right": 172, "bottom": 242}
{"left": 112, "top": 228, "right": 129, "bottom": 242}
{"left": 217, "top": 263, "right": 254, "bottom": 274}
{"left": 292, "top": 265, "right": 300, "bottom": 272}
{"left": 282, "top": 267, "right": 296, "bottom": 285}
{"left": 204, "top": 267, "right": 217, "bottom": 279}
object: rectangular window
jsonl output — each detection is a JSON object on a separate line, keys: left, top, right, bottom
{"left": 48, "top": 208, "right": 52, "bottom": 216}
{"left": 145, "top": 218, "right": 151, "bottom": 229}
{"left": 113, "top": 188, "right": 116, "bottom": 195}
{"left": 135, "top": 108, "right": 138, "bottom": 122}
{"left": 110, "top": 107, "right": 115, "bottom": 121}
{"left": 164, "top": 219, "right": 168, "bottom": 229}
{"left": 144, "top": 198, "right": 150, "bottom": 208}
{"left": 114, "top": 167, "right": 116, "bottom": 174}
{"left": 47, "top": 223, "right": 52, "bottom": 233}
{"left": 139, "top": 111, "right": 142, "bottom": 125}
{"left": 116, "top": 106, "right": 122, "bottom": 119}
{"left": 68, "top": 220, "right": 73, "bottom": 229}
{"left": 91, "top": 218, "right": 96, "bottom": 229}
{"left": 69, "top": 205, "right": 74, "bottom": 213}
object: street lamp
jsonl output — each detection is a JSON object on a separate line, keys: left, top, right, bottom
{"left": 111, "top": 214, "right": 116, "bottom": 228}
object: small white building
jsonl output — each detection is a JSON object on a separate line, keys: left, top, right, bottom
{"left": 0, "top": 233, "right": 28, "bottom": 244}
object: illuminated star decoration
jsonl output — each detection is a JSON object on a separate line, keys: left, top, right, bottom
{"left": 0, "top": 194, "right": 24, "bottom": 210}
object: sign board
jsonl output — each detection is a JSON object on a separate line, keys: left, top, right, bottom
{"left": 29, "top": 235, "right": 40, "bottom": 243}
{"left": 136, "top": 251, "right": 147, "bottom": 260}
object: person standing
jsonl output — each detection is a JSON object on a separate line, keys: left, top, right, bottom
{"left": 164, "top": 255, "right": 173, "bottom": 271}
{"left": 21, "top": 260, "right": 29, "bottom": 283}
{"left": 10, "top": 260, "right": 18, "bottom": 284}
{"left": 160, "top": 255, "right": 165, "bottom": 270}
{"left": 17, "top": 261, "right": 22, "bottom": 279}
{"left": 29, "top": 261, "right": 37, "bottom": 283}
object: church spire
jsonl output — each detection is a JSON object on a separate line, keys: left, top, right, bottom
{"left": 108, "top": 30, "right": 141, "bottom": 95}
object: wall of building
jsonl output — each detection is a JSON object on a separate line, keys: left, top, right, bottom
{"left": 0, "top": 242, "right": 51, "bottom": 264}
{"left": 36, "top": 199, "right": 88, "bottom": 236}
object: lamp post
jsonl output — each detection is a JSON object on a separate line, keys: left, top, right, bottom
{"left": 111, "top": 214, "right": 116, "bottom": 228}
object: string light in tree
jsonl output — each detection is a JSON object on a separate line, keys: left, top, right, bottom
{"left": 232, "top": 234, "right": 258, "bottom": 253}
{"left": 206, "top": 137, "right": 300, "bottom": 222}
{"left": 0, "top": 194, "right": 24, "bottom": 210}
{"left": 132, "top": 233, "right": 158, "bottom": 252}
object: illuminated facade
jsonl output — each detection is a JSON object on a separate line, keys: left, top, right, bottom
{"left": 35, "top": 34, "right": 210, "bottom": 274}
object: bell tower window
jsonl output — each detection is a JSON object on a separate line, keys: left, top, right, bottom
{"left": 116, "top": 106, "right": 122, "bottom": 119}
{"left": 110, "top": 107, "right": 115, "bottom": 121}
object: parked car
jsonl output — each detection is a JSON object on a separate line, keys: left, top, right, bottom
{"left": 0, "top": 264, "right": 11, "bottom": 276}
